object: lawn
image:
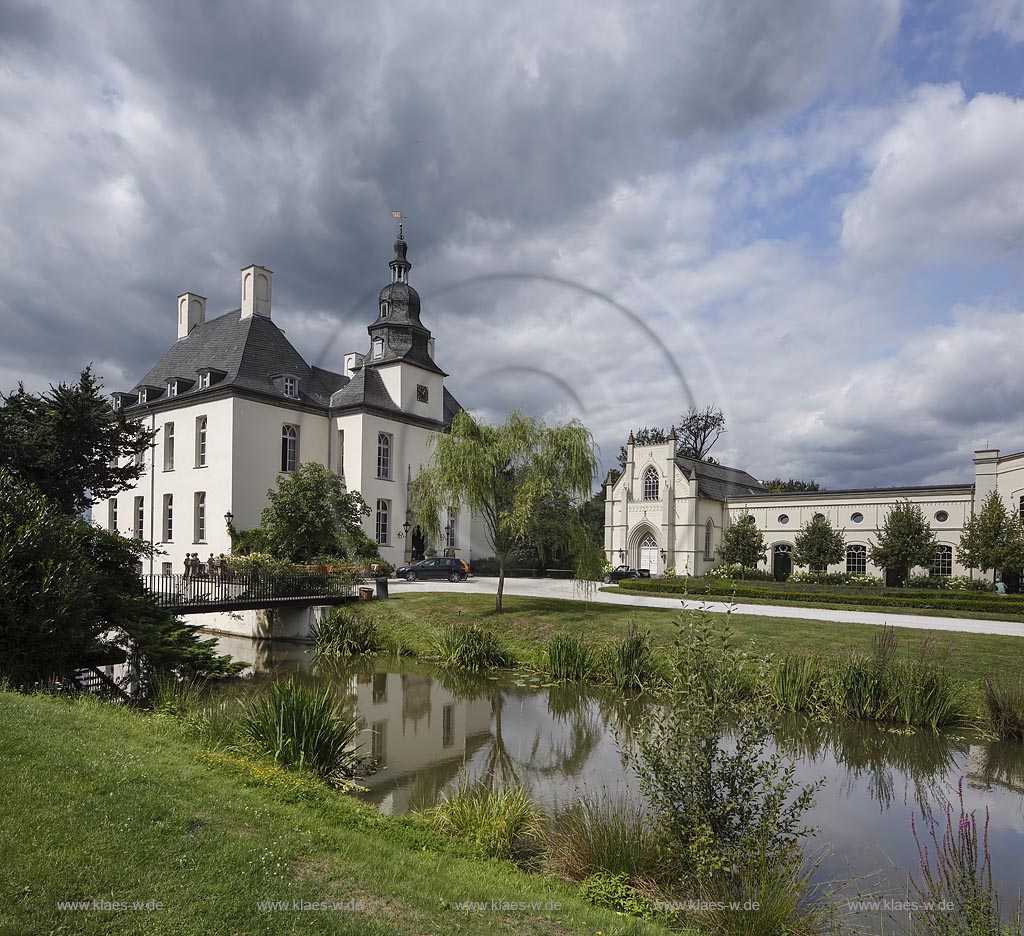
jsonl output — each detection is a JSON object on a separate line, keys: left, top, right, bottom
{"left": 0, "top": 690, "right": 674, "bottom": 936}
{"left": 376, "top": 592, "right": 1024, "bottom": 688}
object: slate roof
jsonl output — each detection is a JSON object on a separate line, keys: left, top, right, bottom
{"left": 129, "top": 309, "right": 348, "bottom": 408}
{"left": 674, "top": 457, "right": 769, "bottom": 502}
{"left": 329, "top": 364, "right": 463, "bottom": 427}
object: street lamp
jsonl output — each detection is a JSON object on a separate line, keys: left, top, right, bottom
{"left": 617, "top": 550, "right": 625, "bottom": 563}
{"left": 402, "top": 519, "right": 411, "bottom": 538}
{"left": 224, "top": 510, "right": 233, "bottom": 526}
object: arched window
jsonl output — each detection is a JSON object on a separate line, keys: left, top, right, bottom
{"left": 372, "top": 337, "right": 385, "bottom": 360}
{"left": 931, "top": 545, "right": 953, "bottom": 577}
{"left": 376, "top": 499, "right": 390, "bottom": 545}
{"left": 377, "top": 432, "right": 391, "bottom": 480}
{"left": 1020, "top": 495, "right": 1024, "bottom": 522}
{"left": 281, "top": 425, "right": 297, "bottom": 472}
{"left": 643, "top": 466, "right": 659, "bottom": 500}
{"left": 704, "top": 519, "right": 714, "bottom": 560}
{"left": 380, "top": 301, "right": 389, "bottom": 318}
{"left": 446, "top": 509, "right": 458, "bottom": 550}
{"left": 846, "top": 544, "right": 866, "bottom": 575}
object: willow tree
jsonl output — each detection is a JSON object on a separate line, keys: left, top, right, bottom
{"left": 412, "top": 409, "right": 601, "bottom": 612}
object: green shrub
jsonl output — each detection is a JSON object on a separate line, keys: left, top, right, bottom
{"left": 311, "top": 606, "right": 391, "bottom": 657}
{"left": 605, "top": 621, "right": 660, "bottom": 692}
{"left": 905, "top": 574, "right": 993, "bottom": 592}
{"left": 429, "top": 622, "right": 515, "bottom": 671}
{"left": 789, "top": 570, "right": 883, "bottom": 587}
{"left": 240, "top": 677, "right": 361, "bottom": 777}
{"left": 984, "top": 677, "right": 1024, "bottom": 739}
{"left": 547, "top": 634, "right": 594, "bottom": 682}
{"left": 578, "top": 872, "right": 658, "bottom": 921}
{"left": 424, "top": 780, "right": 544, "bottom": 859}
{"left": 706, "top": 563, "right": 775, "bottom": 581}
{"left": 545, "top": 792, "right": 662, "bottom": 882}
{"left": 617, "top": 577, "right": 1024, "bottom": 613}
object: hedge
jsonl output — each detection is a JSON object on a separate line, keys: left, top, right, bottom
{"left": 614, "top": 578, "right": 1024, "bottom": 615}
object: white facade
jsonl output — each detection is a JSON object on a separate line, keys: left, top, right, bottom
{"left": 605, "top": 435, "right": 1024, "bottom": 584}
{"left": 96, "top": 237, "right": 486, "bottom": 574}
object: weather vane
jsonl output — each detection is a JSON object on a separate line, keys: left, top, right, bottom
{"left": 391, "top": 210, "right": 404, "bottom": 238}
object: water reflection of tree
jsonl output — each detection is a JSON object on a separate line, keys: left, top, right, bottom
{"left": 969, "top": 740, "right": 1024, "bottom": 806}
{"left": 777, "top": 716, "right": 964, "bottom": 814}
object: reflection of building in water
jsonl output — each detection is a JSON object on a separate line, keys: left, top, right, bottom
{"left": 350, "top": 671, "right": 491, "bottom": 814}
{"left": 208, "top": 634, "right": 314, "bottom": 675}
{"left": 967, "top": 743, "right": 1024, "bottom": 797}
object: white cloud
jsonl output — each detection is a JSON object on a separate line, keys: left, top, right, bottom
{"left": 841, "top": 84, "right": 1024, "bottom": 265}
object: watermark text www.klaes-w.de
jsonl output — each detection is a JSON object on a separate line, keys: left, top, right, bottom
{"left": 845, "top": 899, "right": 957, "bottom": 913}
{"left": 256, "top": 899, "right": 365, "bottom": 912}
{"left": 56, "top": 900, "right": 164, "bottom": 912}
{"left": 451, "top": 899, "right": 563, "bottom": 912}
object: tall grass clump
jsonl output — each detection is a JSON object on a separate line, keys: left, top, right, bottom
{"left": 983, "top": 677, "right": 1024, "bottom": 739}
{"left": 909, "top": 778, "right": 1023, "bottom": 936}
{"left": 424, "top": 779, "right": 544, "bottom": 859}
{"left": 311, "top": 606, "right": 391, "bottom": 657}
{"left": 240, "top": 677, "right": 361, "bottom": 777}
{"left": 545, "top": 791, "right": 662, "bottom": 882}
{"left": 547, "top": 633, "right": 594, "bottom": 682}
{"left": 150, "top": 673, "right": 209, "bottom": 715}
{"left": 767, "top": 655, "right": 824, "bottom": 713}
{"left": 692, "top": 849, "right": 836, "bottom": 936}
{"left": 606, "top": 620, "right": 659, "bottom": 692}
{"left": 430, "top": 622, "right": 515, "bottom": 671}
{"left": 823, "top": 627, "right": 971, "bottom": 729}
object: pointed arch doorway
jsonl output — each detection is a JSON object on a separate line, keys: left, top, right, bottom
{"left": 637, "top": 532, "right": 659, "bottom": 574}
{"left": 411, "top": 526, "right": 426, "bottom": 560}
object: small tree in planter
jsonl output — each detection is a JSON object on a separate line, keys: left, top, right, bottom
{"left": 793, "top": 514, "right": 845, "bottom": 581}
{"left": 869, "top": 500, "right": 938, "bottom": 587}
{"left": 717, "top": 513, "right": 766, "bottom": 576}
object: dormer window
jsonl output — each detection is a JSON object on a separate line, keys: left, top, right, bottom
{"left": 112, "top": 396, "right": 121, "bottom": 411}
{"left": 138, "top": 389, "right": 147, "bottom": 405}
{"left": 197, "top": 372, "right": 210, "bottom": 390}
{"left": 283, "top": 376, "right": 299, "bottom": 399}
{"left": 380, "top": 301, "right": 390, "bottom": 318}
{"left": 372, "top": 337, "right": 385, "bottom": 360}
{"left": 166, "top": 380, "right": 178, "bottom": 398}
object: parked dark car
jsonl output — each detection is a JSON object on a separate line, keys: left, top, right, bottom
{"left": 602, "top": 565, "right": 652, "bottom": 584}
{"left": 396, "top": 557, "right": 469, "bottom": 582}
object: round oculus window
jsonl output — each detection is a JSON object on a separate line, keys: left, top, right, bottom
{"left": 935, "top": 510, "right": 949, "bottom": 522}
{"left": 778, "top": 514, "right": 789, "bottom": 525}
{"left": 851, "top": 512, "right": 864, "bottom": 523}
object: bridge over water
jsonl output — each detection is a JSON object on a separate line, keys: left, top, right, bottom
{"left": 144, "top": 571, "right": 359, "bottom": 615}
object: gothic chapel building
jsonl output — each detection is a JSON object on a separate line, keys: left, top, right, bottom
{"left": 99, "top": 232, "right": 487, "bottom": 574}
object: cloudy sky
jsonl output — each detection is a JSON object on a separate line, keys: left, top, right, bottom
{"left": 3, "top": 0, "right": 1024, "bottom": 488}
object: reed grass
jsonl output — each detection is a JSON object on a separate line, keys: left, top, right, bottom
{"left": 311, "top": 606, "right": 392, "bottom": 657}
{"left": 150, "top": 673, "right": 209, "bottom": 715}
{"left": 767, "top": 655, "right": 824, "bottom": 713}
{"left": 547, "top": 633, "right": 594, "bottom": 682}
{"left": 429, "top": 622, "right": 515, "bottom": 671}
{"left": 423, "top": 779, "right": 545, "bottom": 859}
{"left": 983, "top": 677, "right": 1024, "bottom": 739}
{"left": 545, "top": 791, "right": 662, "bottom": 882}
{"left": 605, "top": 621, "right": 660, "bottom": 692}
{"left": 239, "top": 677, "right": 361, "bottom": 777}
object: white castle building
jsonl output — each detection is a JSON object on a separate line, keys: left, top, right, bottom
{"left": 98, "top": 232, "right": 488, "bottom": 574}
{"left": 604, "top": 430, "right": 1024, "bottom": 587}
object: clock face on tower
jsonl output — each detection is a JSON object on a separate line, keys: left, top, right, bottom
{"left": 416, "top": 384, "right": 429, "bottom": 403}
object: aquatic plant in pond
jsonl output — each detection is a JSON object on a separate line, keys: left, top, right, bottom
{"left": 547, "top": 633, "right": 594, "bottom": 682}
{"left": 545, "top": 790, "right": 662, "bottom": 883}
{"left": 767, "top": 654, "right": 825, "bottom": 713}
{"left": 605, "top": 620, "right": 660, "bottom": 692}
{"left": 311, "top": 606, "right": 393, "bottom": 657}
{"left": 983, "top": 677, "right": 1024, "bottom": 739}
{"left": 240, "top": 677, "right": 361, "bottom": 777}
{"left": 909, "top": 778, "right": 1023, "bottom": 936}
{"left": 429, "top": 622, "right": 515, "bottom": 671}
{"left": 424, "top": 779, "right": 544, "bottom": 859}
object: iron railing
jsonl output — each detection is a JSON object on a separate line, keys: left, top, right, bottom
{"left": 144, "top": 571, "right": 358, "bottom": 610}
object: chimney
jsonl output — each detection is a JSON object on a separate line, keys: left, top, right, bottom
{"left": 177, "top": 292, "right": 206, "bottom": 339}
{"left": 240, "top": 264, "right": 272, "bottom": 318}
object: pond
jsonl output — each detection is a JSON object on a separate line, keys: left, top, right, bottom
{"left": 214, "top": 635, "right": 1024, "bottom": 930}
